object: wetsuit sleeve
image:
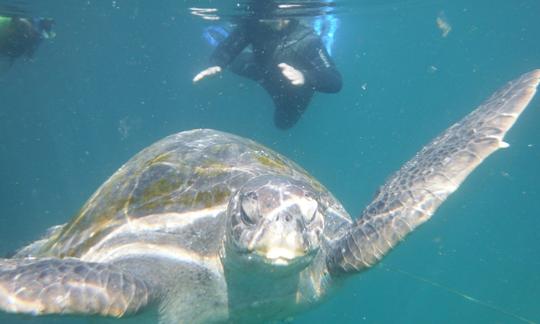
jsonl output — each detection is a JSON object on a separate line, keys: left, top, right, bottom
{"left": 300, "top": 36, "right": 342, "bottom": 93}
{"left": 209, "top": 25, "right": 250, "bottom": 68}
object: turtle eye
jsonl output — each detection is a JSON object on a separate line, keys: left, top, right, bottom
{"left": 240, "top": 207, "right": 256, "bottom": 226}
{"left": 300, "top": 197, "right": 318, "bottom": 224}
{"left": 306, "top": 209, "right": 317, "bottom": 224}
{"left": 240, "top": 192, "right": 259, "bottom": 226}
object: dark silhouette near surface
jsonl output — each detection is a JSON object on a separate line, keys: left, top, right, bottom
{"left": 194, "top": 1, "right": 342, "bottom": 129}
{"left": 0, "top": 13, "right": 54, "bottom": 67}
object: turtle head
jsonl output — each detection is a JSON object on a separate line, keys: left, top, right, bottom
{"left": 225, "top": 175, "right": 324, "bottom": 271}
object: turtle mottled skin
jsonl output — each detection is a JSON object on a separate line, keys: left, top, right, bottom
{"left": 1, "top": 70, "right": 539, "bottom": 323}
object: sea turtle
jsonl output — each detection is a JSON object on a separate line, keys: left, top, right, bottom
{"left": 0, "top": 70, "right": 539, "bottom": 323}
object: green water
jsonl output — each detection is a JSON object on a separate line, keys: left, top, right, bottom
{"left": 0, "top": 0, "right": 539, "bottom": 323}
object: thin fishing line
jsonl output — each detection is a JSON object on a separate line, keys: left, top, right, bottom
{"left": 381, "top": 263, "right": 537, "bottom": 324}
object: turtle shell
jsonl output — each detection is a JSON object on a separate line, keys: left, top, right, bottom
{"left": 36, "top": 129, "right": 350, "bottom": 258}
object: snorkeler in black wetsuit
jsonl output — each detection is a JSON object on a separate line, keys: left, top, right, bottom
{"left": 0, "top": 14, "right": 55, "bottom": 66}
{"left": 193, "top": 2, "right": 342, "bottom": 129}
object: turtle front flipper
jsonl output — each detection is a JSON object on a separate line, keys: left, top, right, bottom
{"left": 327, "top": 69, "right": 540, "bottom": 274}
{"left": 0, "top": 258, "right": 150, "bottom": 317}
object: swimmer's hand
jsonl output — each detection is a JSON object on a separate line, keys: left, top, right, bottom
{"left": 193, "top": 66, "right": 222, "bottom": 83}
{"left": 278, "top": 63, "right": 305, "bottom": 86}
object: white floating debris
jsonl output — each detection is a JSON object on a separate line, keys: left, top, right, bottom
{"left": 436, "top": 11, "right": 452, "bottom": 37}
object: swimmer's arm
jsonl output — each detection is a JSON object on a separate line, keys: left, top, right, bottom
{"left": 209, "top": 25, "right": 250, "bottom": 68}
{"left": 301, "top": 39, "right": 342, "bottom": 93}
{"left": 194, "top": 26, "right": 250, "bottom": 83}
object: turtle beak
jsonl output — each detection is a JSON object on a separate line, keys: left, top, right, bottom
{"left": 250, "top": 212, "right": 310, "bottom": 266}
{"left": 256, "top": 237, "right": 306, "bottom": 266}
